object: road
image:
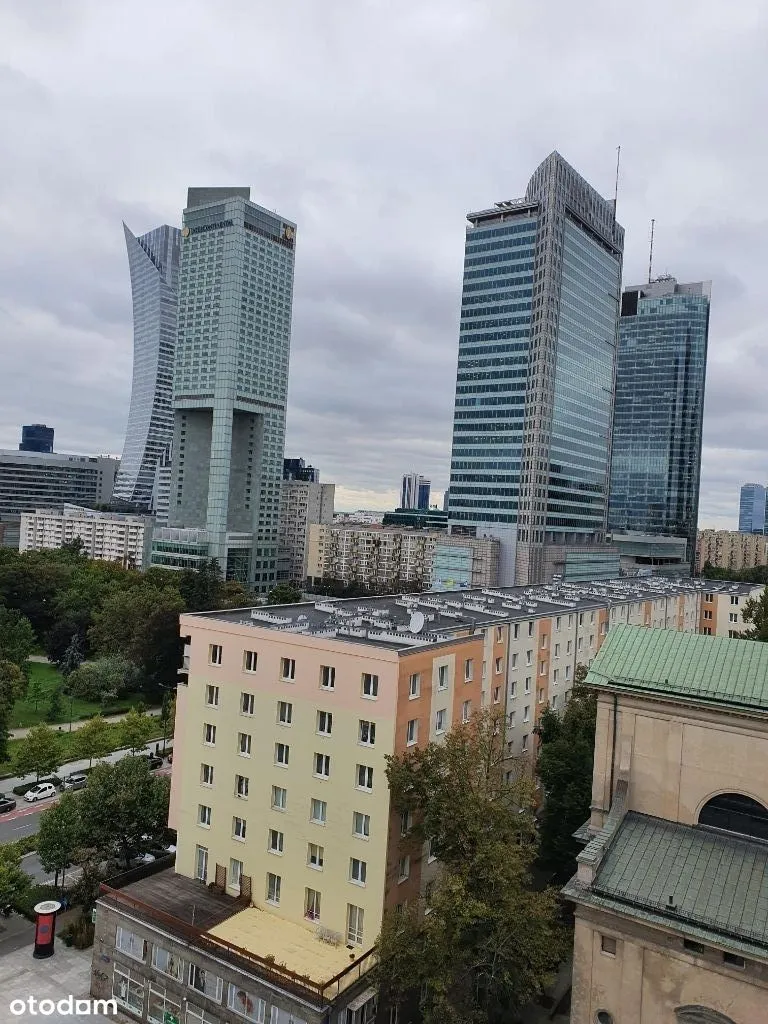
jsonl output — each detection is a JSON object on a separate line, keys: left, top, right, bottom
{"left": 0, "top": 801, "right": 47, "bottom": 843}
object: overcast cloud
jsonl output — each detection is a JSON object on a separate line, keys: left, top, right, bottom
{"left": 1, "top": 0, "right": 767, "bottom": 524}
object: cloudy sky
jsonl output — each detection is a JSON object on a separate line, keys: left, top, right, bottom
{"left": 1, "top": 0, "right": 766, "bottom": 524}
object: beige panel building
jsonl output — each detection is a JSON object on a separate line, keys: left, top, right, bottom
{"left": 19, "top": 503, "right": 152, "bottom": 568}
{"left": 566, "top": 626, "right": 768, "bottom": 1024}
{"left": 697, "top": 528, "right": 768, "bottom": 573}
{"left": 277, "top": 480, "right": 335, "bottom": 584}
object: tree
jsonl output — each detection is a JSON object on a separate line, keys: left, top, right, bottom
{"left": 0, "top": 607, "right": 36, "bottom": 669}
{"left": 0, "top": 660, "right": 28, "bottom": 762}
{"left": 46, "top": 685, "right": 64, "bottom": 722}
{"left": 536, "top": 672, "right": 596, "bottom": 881}
{"left": 266, "top": 582, "right": 302, "bottom": 605}
{"left": 376, "top": 710, "right": 565, "bottom": 1024}
{"left": 742, "top": 588, "right": 768, "bottom": 642}
{"left": 14, "top": 722, "right": 61, "bottom": 780}
{"left": 58, "top": 634, "right": 85, "bottom": 679}
{"left": 0, "top": 844, "right": 31, "bottom": 910}
{"left": 67, "top": 656, "right": 138, "bottom": 706}
{"left": 73, "top": 715, "right": 113, "bottom": 767}
{"left": 25, "top": 674, "right": 46, "bottom": 713}
{"left": 78, "top": 756, "right": 170, "bottom": 867}
{"left": 159, "top": 692, "right": 176, "bottom": 753}
{"left": 37, "top": 792, "right": 82, "bottom": 889}
{"left": 119, "top": 707, "right": 154, "bottom": 754}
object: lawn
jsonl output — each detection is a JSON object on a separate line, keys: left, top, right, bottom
{"left": 9, "top": 661, "right": 147, "bottom": 729}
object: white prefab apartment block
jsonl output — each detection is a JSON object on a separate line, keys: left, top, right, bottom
{"left": 277, "top": 480, "right": 335, "bottom": 583}
{"left": 20, "top": 504, "right": 153, "bottom": 569}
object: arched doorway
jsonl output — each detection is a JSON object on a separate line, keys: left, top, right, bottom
{"left": 698, "top": 793, "right": 768, "bottom": 840}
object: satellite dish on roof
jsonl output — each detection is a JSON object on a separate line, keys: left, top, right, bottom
{"left": 409, "top": 611, "right": 425, "bottom": 634}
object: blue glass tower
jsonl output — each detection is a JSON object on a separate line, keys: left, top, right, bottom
{"left": 608, "top": 278, "right": 711, "bottom": 570}
{"left": 115, "top": 224, "right": 181, "bottom": 508}
{"left": 447, "top": 152, "right": 624, "bottom": 584}
{"left": 739, "top": 483, "right": 766, "bottom": 534}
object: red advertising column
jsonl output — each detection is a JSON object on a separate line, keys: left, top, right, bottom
{"left": 33, "top": 900, "right": 62, "bottom": 959}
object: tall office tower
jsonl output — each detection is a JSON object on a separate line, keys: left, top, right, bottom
{"left": 738, "top": 482, "right": 766, "bottom": 534}
{"left": 447, "top": 152, "right": 624, "bottom": 585}
{"left": 608, "top": 278, "right": 711, "bottom": 571}
{"left": 401, "top": 472, "right": 431, "bottom": 510}
{"left": 114, "top": 224, "right": 181, "bottom": 509}
{"left": 155, "top": 188, "right": 296, "bottom": 590}
{"left": 19, "top": 424, "right": 54, "bottom": 453}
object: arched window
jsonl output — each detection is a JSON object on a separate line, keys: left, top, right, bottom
{"left": 675, "top": 1006, "right": 737, "bottom": 1024}
{"left": 698, "top": 793, "right": 768, "bottom": 840}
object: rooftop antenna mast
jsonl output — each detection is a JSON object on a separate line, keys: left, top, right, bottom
{"left": 648, "top": 218, "right": 655, "bottom": 283}
{"left": 613, "top": 145, "right": 621, "bottom": 214}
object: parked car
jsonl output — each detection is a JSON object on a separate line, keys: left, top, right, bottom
{"left": 141, "top": 754, "right": 164, "bottom": 770}
{"left": 62, "top": 774, "right": 88, "bottom": 792}
{"left": 0, "top": 794, "right": 16, "bottom": 814}
{"left": 24, "top": 782, "right": 57, "bottom": 803}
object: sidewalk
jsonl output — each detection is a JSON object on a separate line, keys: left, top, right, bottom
{"left": 0, "top": 739, "right": 172, "bottom": 793}
{"left": 8, "top": 707, "right": 161, "bottom": 740}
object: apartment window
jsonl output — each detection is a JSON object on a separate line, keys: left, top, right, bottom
{"left": 229, "top": 858, "right": 243, "bottom": 891}
{"left": 555, "top": 616, "right": 561, "bottom": 631}
{"left": 235, "top": 774, "right": 249, "bottom": 799}
{"left": 525, "top": 649, "right": 532, "bottom": 667}
{"left": 319, "top": 665, "right": 336, "bottom": 691}
{"left": 523, "top": 706, "right": 530, "bottom": 723}
{"left": 362, "top": 673, "right": 379, "bottom": 698}
{"left": 494, "top": 657, "right": 502, "bottom": 674}
{"left": 703, "top": 627, "right": 712, "bottom": 635}
{"left": 481, "top": 660, "right": 487, "bottom": 680}
{"left": 406, "top": 719, "right": 418, "bottom": 745}
{"left": 266, "top": 873, "right": 281, "bottom": 905}
{"left": 462, "top": 699, "right": 471, "bottom": 724}
{"left": 152, "top": 945, "right": 184, "bottom": 981}
{"left": 198, "top": 804, "right": 211, "bottom": 827}
{"left": 200, "top": 763, "right": 214, "bottom": 787}
{"left": 408, "top": 672, "right": 421, "bottom": 698}
{"left": 314, "top": 752, "right": 331, "bottom": 778}
{"left": 578, "top": 613, "right": 584, "bottom": 626}
{"left": 513, "top": 623, "right": 520, "bottom": 639}
{"left": 241, "top": 692, "right": 255, "bottom": 715}
{"left": 509, "top": 681, "right": 517, "bottom": 698}
{"left": 280, "top": 657, "right": 295, "bottom": 681}
{"left": 400, "top": 809, "right": 412, "bottom": 836}
{"left": 188, "top": 963, "right": 222, "bottom": 1001}
{"left": 463, "top": 660, "right": 473, "bottom": 682}
{"left": 243, "top": 650, "right": 257, "bottom": 673}
{"left": 495, "top": 626, "right": 503, "bottom": 642}
{"left": 578, "top": 637, "right": 583, "bottom": 651}
{"left": 209, "top": 644, "right": 222, "bottom": 666}
{"left": 729, "top": 613, "right": 738, "bottom": 622}
{"left": 271, "top": 785, "right": 286, "bottom": 810}
{"left": 553, "top": 668, "right": 560, "bottom": 683}
{"left": 511, "top": 653, "right": 518, "bottom": 668}
{"left": 537, "top": 687, "right": 544, "bottom": 703}
{"left": 233, "top": 816, "right": 247, "bottom": 841}
{"left": 435, "top": 709, "right": 447, "bottom": 734}
{"left": 524, "top": 677, "right": 531, "bottom": 694}
{"left": 238, "top": 732, "right": 252, "bottom": 757}
{"left": 353, "top": 811, "right": 370, "bottom": 838}
{"left": 227, "top": 984, "right": 264, "bottom": 1023}
{"left": 398, "top": 855, "right": 410, "bottom": 881}
{"left": 204, "top": 684, "right": 220, "bottom": 709}
{"left": 703, "top": 609, "right": 712, "bottom": 620}
{"left": 565, "top": 664, "right": 571, "bottom": 680}
{"left": 277, "top": 700, "right": 293, "bottom": 725}
{"left": 554, "top": 643, "right": 560, "bottom": 657}
{"left": 310, "top": 798, "right": 327, "bottom": 824}
{"left": 274, "top": 742, "right": 289, "bottom": 766}
{"left": 305, "top": 888, "right": 321, "bottom": 922}
{"left": 589, "top": 634, "right": 594, "bottom": 647}
{"left": 522, "top": 734, "right": 529, "bottom": 753}
{"left": 508, "top": 711, "right": 515, "bottom": 728}
{"left": 731, "top": 595, "right": 739, "bottom": 606}
{"left": 113, "top": 964, "right": 144, "bottom": 1014}
{"left": 347, "top": 904, "right": 364, "bottom": 946}
{"left": 194, "top": 845, "right": 208, "bottom": 881}
{"left": 350, "top": 858, "right": 367, "bottom": 885}
{"left": 540, "top": 635, "right": 547, "bottom": 650}
{"left": 115, "top": 926, "right": 147, "bottom": 961}
{"left": 307, "top": 842, "right": 324, "bottom": 869}
{"left": 359, "top": 720, "right": 376, "bottom": 745}
{"left": 268, "top": 828, "right": 284, "bottom": 854}
{"left": 357, "top": 764, "right": 374, "bottom": 791}
{"left": 317, "top": 710, "right": 333, "bottom": 735}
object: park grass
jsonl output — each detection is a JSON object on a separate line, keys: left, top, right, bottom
{"left": 10, "top": 661, "right": 146, "bottom": 729}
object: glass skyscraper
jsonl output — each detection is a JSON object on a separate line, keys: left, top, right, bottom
{"left": 738, "top": 483, "right": 766, "bottom": 534}
{"left": 151, "top": 188, "right": 296, "bottom": 591}
{"left": 608, "top": 278, "right": 711, "bottom": 570}
{"left": 447, "top": 152, "right": 624, "bottom": 585}
{"left": 114, "top": 224, "right": 181, "bottom": 508}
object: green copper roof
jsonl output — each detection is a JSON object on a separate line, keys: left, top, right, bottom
{"left": 583, "top": 812, "right": 768, "bottom": 951}
{"left": 586, "top": 623, "right": 768, "bottom": 712}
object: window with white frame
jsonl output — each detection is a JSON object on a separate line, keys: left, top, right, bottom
{"left": 511, "top": 653, "right": 518, "bottom": 668}
{"left": 408, "top": 672, "right": 421, "bottom": 698}
{"left": 435, "top": 709, "right": 446, "bottom": 734}
{"left": 198, "top": 804, "right": 211, "bottom": 827}
{"left": 495, "top": 626, "right": 503, "bottom": 642}
{"left": 524, "top": 677, "right": 531, "bottom": 694}
{"left": 229, "top": 858, "right": 243, "bottom": 890}
{"left": 462, "top": 699, "right": 471, "bottom": 723}
{"left": 277, "top": 700, "right": 292, "bottom": 725}
{"left": 357, "top": 764, "right": 373, "bottom": 790}
{"left": 205, "top": 684, "right": 219, "bottom": 707}
{"left": 268, "top": 828, "right": 283, "bottom": 854}
{"left": 495, "top": 657, "right": 502, "bottom": 674}
{"left": 151, "top": 945, "right": 184, "bottom": 981}
{"left": 398, "top": 855, "right": 410, "bottom": 881}
{"left": 233, "top": 816, "right": 247, "bottom": 841}
{"left": 305, "top": 887, "right": 321, "bottom": 921}
{"left": 406, "top": 719, "right": 418, "bottom": 745}
{"left": 238, "top": 732, "right": 252, "bottom": 756}
{"left": 266, "top": 873, "right": 281, "bottom": 905}
{"left": 523, "top": 706, "right": 530, "bottom": 723}
{"left": 463, "top": 659, "right": 473, "bottom": 682}
{"left": 528, "top": 622, "right": 534, "bottom": 636}
{"left": 200, "top": 763, "right": 214, "bottom": 787}
{"left": 347, "top": 904, "right": 364, "bottom": 945}
{"left": 307, "top": 842, "right": 324, "bottom": 869}
{"left": 243, "top": 650, "right": 257, "bottom": 673}
{"left": 509, "top": 681, "right": 517, "bottom": 698}
{"left": 508, "top": 711, "right": 515, "bottom": 728}
{"left": 350, "top": 857, "right": 367, "bottom": 885}
{"left": 359, "top": 720, "right": 376, "bottom": 745}
{"left": 280, "top": 658, "right": 295, "bottom": 681}
{"left": 555, "top": 616, "right": 561, "bottom": 631}
{"left": 203, "top": 723, "right": 216, "bottom": 745}
{"left": 271, "top": 785, "right": 286, "bottom": 810}
{"left": 362, "top": 673, "right": 379, "bottom": 698}
{"left": 235, "top": 774, "right": 249, "bottom": 799}
{"left": 227, "top": 984, "right": 265, "bottom": 1022}
{"left": 240, "top": 692, "right": 255, "bottom": 716}
{"left": 310, "top": 798, "right": 327, "bottom": 824}
{"left": 274, "top": 742, "right": 289, "bottom": 766}
{"left": 209, "top": 644, "right": 222, "bottom": 666}
{"left": 539, "top": 661, "right": 546, "bottom": 675}
{"left": 195, "top": 845, "right": 208, "bottom": 881}
{"left": 522, "top": 734, "right": 529, "bottom": 753}
{"left": 317, "top": 710, "right": 333, "bottom": 735}
{"left": 513, "top": 623, "right": 520, "bottom": 639}
{"left": 565, "top": 664, "right": 571, "bottom": 679}
{"left": 538, "top": 687, "right": 544, "bottom": 703}
{"left": 314, "top": 752, "right": 331, "bottom": 778}
{"left": 493, "top": 686, "right": 500, "bottom": 704}
{"left": 353, "top": 811, "right": 370, "bottom": 838}
{"left": 526, "top": 650, "right": 532, "bottom": 666}
{"left": 115, "top": 926, "right": 147, "bottom": 961}
{"left": 113, "top": 964, "right": 145, "bottom": 1014}
{"left": 553, "top": 668, "right": 559, "bottom": 683}
{"left": 566, "top": 639, "right": 573, "bottom": 654}
{"left": 188, "top": 964, "right": 223, "bottom": 1001}
{"left": 320, "top": 664, "right": 335, "bottom": 690}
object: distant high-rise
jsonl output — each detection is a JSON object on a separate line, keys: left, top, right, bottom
{"left": 608, "top": 278, "right": 711, "bottom": 570}
{"left": 447, "top": 152, "right": 624, "bottom": 585}
{"left": 114, "top": 224, "right": 181, "bottom": 509}
{"left": 401, "top": 473, "right": 430, "bottom": 510}
{"left": 738, "top": 482, "right": 766, "bottom": 535}
{"left": 19, "top": 424, "right": 54, "bottom": 453}
{"left": 283, "top": 457, "right": 319, "bottom": 483}
{"left": 151, "top": 188, "right": 296, "bottom": 590}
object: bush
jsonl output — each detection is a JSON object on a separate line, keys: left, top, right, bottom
{"left": 59, "top": 914, "right": 94, "bottom": 949}
{"left": 11, "top": 776, "right": 62, "bottom": 796}
{"left": 12, "top": 883, "right": 58, "bottom": 921}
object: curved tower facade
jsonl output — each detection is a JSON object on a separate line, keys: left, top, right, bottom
{"left": 114, "top": 223, "right": 181, "bottom": 508}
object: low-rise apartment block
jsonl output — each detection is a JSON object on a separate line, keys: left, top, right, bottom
{"left": 697, "top": 528, "right": 768, "bottom": 573}
{"left": 92, "top": 575, "right": 763, "bottom": 1024}
{"left": 20, "top": 504, "right": 153, "bottom": 568}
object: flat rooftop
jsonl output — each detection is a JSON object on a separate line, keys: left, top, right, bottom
{"left": 106, "top": 868, "right": 240, "bottom": 931}
{"left": 209, "top": 908, "right": 362, "bottom": 988}
{"left": 187, "top": 576, "right": 760, "bottom": 651}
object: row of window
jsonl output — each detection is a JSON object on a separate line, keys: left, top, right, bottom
{"left": 204, "top": 691, "right": 377, "bottom": 745}
{"left": 208, "top": 648, "right": 380, "bottom": 697}
{"left": 600, "top": 931, "right": 750, "bottom": 971}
